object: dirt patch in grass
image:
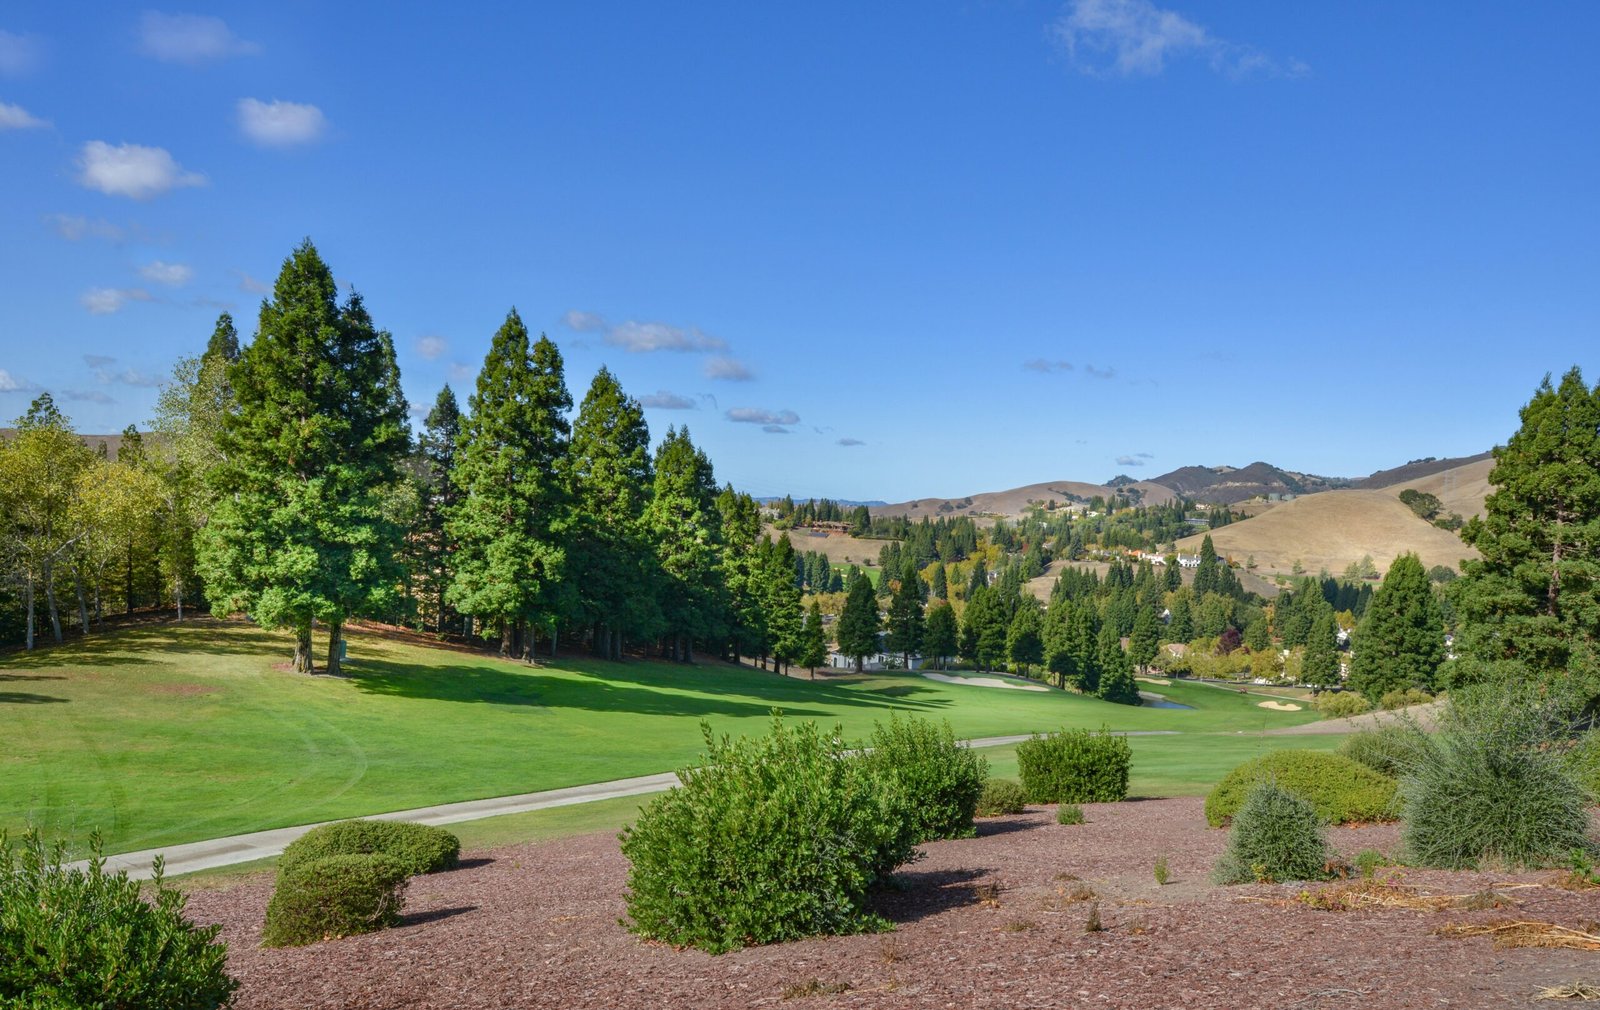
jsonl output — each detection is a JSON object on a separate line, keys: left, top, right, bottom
{"left": 183, "top": 797, "right": 1600, "bottom": 1009}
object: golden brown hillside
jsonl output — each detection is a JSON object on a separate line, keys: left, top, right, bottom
{"left": 870, "top": 479, "right": 1176, "bottom": 520}
{"left": 1378, "top": 456, "right": 1493, "bottom": 520}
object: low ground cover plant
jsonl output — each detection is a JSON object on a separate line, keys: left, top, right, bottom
{"left": 262, "top": 853, "right": 409, "bottom": 947}
{"left": 1213, "top": 780, "right": 1335, "bottom": 885}
{"left": 1056, "top": 803, "right": 1085, "bottom": 825}
{"left": 0, "top": 830, "right": 238, "bottom": 1009}
{"left": 1401, "top": 686, "right": 1594, "bottom": 869}
{"left": 1339, "top": 724, "right": 1435, "bottom": 778}
{"left": 976, "top": 778, "right": 1027, "bottom": 816}
{"left": 1016, "top": 727, "right": 1131, "bottom": 804}
{"left": 278, "top": 819, "right": 460, "bottom": 877}
{"left": 619, "top": 717, "right": 919, "bottom": 953}
{"left": 1563, "top": 730, "right": 1600, "bottom": 802}
{"left": 1205, "top": 750, "right": 1398, "bottom": 827}
{"left": 861, "top": 713, "right": 987, "bottom": 842}
{"left": 1315, "top": 691, "right": 1371, "bottom": 718}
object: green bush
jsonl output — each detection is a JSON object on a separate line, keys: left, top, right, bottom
{"left": 1338, "top": 724, "right": 1435, "bottom": 778}
{"left": 975, "top": 778, "right": 1027, "bottom": 817}
{"left": 1213, "top": 780, "right": 1336, "bottom": 885}
{"left": 262, "top": 853, "right": 409, "bottom": 948}
{"left": 1401, "top": 688, "right": 1594, "bottom": 869}
{"left": 1015, "top": 727, "right": 1131, "bottom": 804}
{"left": 1353, "top": 848, "right": 1392, "bottom": 878}
{"left": 1056, "top": 803, "right": 1085, "bottom": 825}
{"left": 861, "top": 713, "right": 988, "bottom": 842}
{"left": 1563, "top": 730, "right": 1600, "bottom": 802}
{"left": 1315, "top": 691, "right": 1371, "bottom": 718}
{"left": 1205, "top": 751, "right": 1398, "bottom": 827}
{"left": 278, "top": 819, "right": 460, "bottom": 877}
{"left": 0, "top": 830, "right": 238, "bottom": 1009}
{"left": 1379, "top": 687, "right": 1434, "bottom": 711}
{"left": 619, "top": 717, "right": 919, "bottom": 953}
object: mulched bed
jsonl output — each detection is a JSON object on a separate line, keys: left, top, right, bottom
{"left": 185, "top": 797, "right": 1599, "bottom": 1009}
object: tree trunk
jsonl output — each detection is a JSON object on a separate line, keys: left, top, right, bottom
{"left": 44, "top": 560, "right": 62, "bottom": 644}
{"left": 125, "top": 542, "right": 134, "bottom": 615}
{"left": 548, "top": 621, "right": 557, "bottom": 659}
{"left": 519, "top": 620, "right": 532, "bottom": 662}
{"left": 25, "top": 577, "right": 35, "bottom": 651}
{"left": 326, "top": 620, "right": 344, "bottom": 677}
{"left": 498, "top": 619, "right": 512, "bottom": 658}
{"left": 74, "top": 564, "right": 89, "bottom": 635}
{"left": 293, "top": 626, "right": 314, "bottom": 674}
{"left": 683, "top": 635, "right": 692, "bottom": 664}
{"left": 174, "top": 574, "right": 184, "bottom": 621}
{"left": 809, "top": 665, "right": 815, "bottom": 681}
{"left": 855, "top": 655, "right": 863, "bottom": 673}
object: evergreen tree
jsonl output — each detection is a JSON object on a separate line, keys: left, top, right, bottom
{"left": 923, "top": 602, "right": 958, "bottom": 670}
{"left": 1302, "top": 611, "right": 1340, "bottom": 691}
{"left": 717, "top": 491, "right": 767, "bottom": 663}
{"left": 765, "top": 532, "right": 804, "bottom": 671}
{"left": 1193, "top": 534, "right": 1220, "bottom": 595}
{"left": 885, "top": 559, "right": 925, "bottom": 667}
{"left": 836, "top": 574, "right": 880, "bottom": 672}
{"left": 446, "top": 310, "right": 572, "bottom": 660}
{"left": 205, "top": 312, "right": 241, "bottom": 363}
{"left": 1455, "top": 367, "right": 1600, "bottom": 703}
{"left": 1348, "top": 554, "right": 1445, "bottom": 700}
{"left": 1006, "top": 600, "right": 1044, "bottom": 676}
{"left": 645, "top": 427, "right": 723, "bottom": 662}
{"left": 1167, "top": 592, "right": 1194, "bottom": 643}
{"left": 930, "top": 562, "right": 948, "bottom": 601}
{"left": 1163, "top": 555, "right": 1181, "bottom": 592}
{"left": 570, "top": 368, "right": 657, "bottom": 659}
{"left": 1128, "top": 606, "right": 1159, "bottom": 671}
{"left": 967, "top": 559, "right": 988, "bottom": 597}
{"left": 416, "top": 385, "right": 462, "bottom": 634}
{"left": 1095, "top": 622, "right": 1140, "bottom": 705}
{"left": 199, "top": 241, "right": 409, "bottom": 674}
{"left": 1243, "top": 613, "right": 1270, "bottom": 652}
{"left": 798, "top": 599, "right": 828, "bottom": 679}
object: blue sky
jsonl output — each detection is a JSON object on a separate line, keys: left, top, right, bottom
{"left": 2, "top": 2, "right": 1596, "bottom": 501}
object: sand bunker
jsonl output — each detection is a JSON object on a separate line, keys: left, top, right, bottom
{"left": 1137, "top": 677, "right": 1173, "bottom": 686}
{"left": 1257, "top": 700, "right": 1303, "bottom": 712}
{"left": 922, "top": 672, "right": 1047, "bottom": 692}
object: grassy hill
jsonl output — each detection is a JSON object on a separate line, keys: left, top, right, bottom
{"left": 869, "top": 479, "right": 1176, "bottom": 521}
{"left": 1377, "top": 455, "right": 1493, "bottom": 521}
{"left": 0, "top": 620, "right": 1316, "bottom": 856}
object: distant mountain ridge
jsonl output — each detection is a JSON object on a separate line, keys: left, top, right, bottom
{"left": 1144, "top": 461, "right": 1351, "bottom": 505}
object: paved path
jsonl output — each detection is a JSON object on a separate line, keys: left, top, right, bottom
{"left": 87, "top": 731, "right": 1177, "bottom": 880}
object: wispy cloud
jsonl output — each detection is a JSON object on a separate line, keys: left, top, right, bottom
{"left": 1085, "top": 364, "right": 1116, "bottom": 380}
{"left": 727, "top": 407, "right": 799, "bottom": 430}
{"left": 0, "top": 100, "right": 46, "bottom": 129}
{"left": 447, "top": 362, "right": 473, "bottom": 382}
{"left": 237, "top": 98, "right": 327, "bottom": 147}
{"left": 762, "top": 425, "right": 790, "bottom": 435}
{"left": 1051, "top": 0, "right": 1307, "bottom": 79}
{"left": 138, "top": 260, "right": 192, "bottom": 286}
{"left": 83, "top": 354, "right": 164, "bottom": 387}
{"left": 837, "top": 437, "right": 866, "bottom": 447}
{"left": 138, "top": 12, "right": 257, "bottom": 64}
{"left": 0, "top": 368, "right": 39, "bottom": 393}
{"left": 640, "top": 390, "right": 697, "bottom": 410}
{"left": 1023, "top": 358, "right": 1073, "bottom": 373}
{"left": 1114, "top": 452, "right": 1154, "bottom": 466}
{"left": 234, "top": 270, "right": 269, "bottom": 294}
{"left": 80, "top": 287, "right": 153, "bottom": 315}
{"left": 77, "top": 141, "right": 206, "bottom": 200}
{"left": 48, "top": 214, "right": 125, "bottom": 243}
{"left": 705, "top": 355, "right": 754, "bottom": 381}
{"left": 84, "top": 354, "right": 116, "bottom": 368}
{"left": 0, "top": 30, "right": 44, "bottom": 77}
{"left": 62, "top": 388, "right": 114, "bottom": 404}
{"left": 561, "top": 310, "right": 607, "bottom": 333}
{"left": 415, "top": 335, "right": 448, "bottom": 360}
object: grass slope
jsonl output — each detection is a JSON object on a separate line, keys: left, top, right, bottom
{"left": 2, "top": 620, "right": 1315, "bottom": 856}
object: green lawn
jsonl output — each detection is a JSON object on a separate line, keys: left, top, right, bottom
{"left": 1, "top": 619, "right": 1320, "bottom": 856}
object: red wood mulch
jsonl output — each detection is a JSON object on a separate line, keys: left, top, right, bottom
{"left": 184, "top": 797, "right": 1598, "bottom": 1009}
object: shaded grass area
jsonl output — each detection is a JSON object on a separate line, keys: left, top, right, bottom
{"left": 2, "top": 620, "right": 1317, "bottom": 856}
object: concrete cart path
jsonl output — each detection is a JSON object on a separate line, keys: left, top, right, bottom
{"left": 83, "top": 731, "right": 1178, "bottom": 880}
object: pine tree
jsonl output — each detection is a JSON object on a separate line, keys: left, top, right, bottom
{"left": 1006, "top": 600, "right": 1044, "bottom": 676}
{"left": 1095, "top": 622, "right": 1140, "bottom": 705}
{"left": 416, "top": 386, "right": 462, "bottom": 634}
{"left": 569, "top": 367, "right": 657, "bottom": 659}
{"left": 798, "top": 599, "right": 828, "bottom": 678}
{"left": 1455, "top": 367, "right": 1600, "bottom": 703}
{"left": 885, "top": 559, "right": 925, "bottom": 667}
{"left": 1302, "top": 611, "right": 1340, "bottom": 691}
{"left": 645, "top": 427, "right": 723, "bottom": 662}
{"left": 199, "top": 241, "right": 409, "bottom": 674}
{"left": 1243, "top": 613, "right": 1270, "bottom": 652}
{"left": 1194, "top": 534, "right": 1220, "bottom": 595}
{"left": 930, "top": 562, "right": 948, "bottom": 601}
{"left": 446, "top": 311, "right": 572, "bottom": 660}
{"left": 718, "top": 492, "right": 767, "bottom": 663}
{"left": 1167, "top": 592, "right": 1194, "bottom": 643}
{"left": 1128, "top": 606, "right": 1159, "bottom": 671}
{"left": 1348, "top": 553, "right": 1444, "bottom": 700}
{"left": 765, "top": 532, "right": 804, "bottom": 672}
{"left": 923, "top": 601, "right": 959, "bottom": 670}
{"left": 836, "top": 574, "right": 880, "bottom": 672}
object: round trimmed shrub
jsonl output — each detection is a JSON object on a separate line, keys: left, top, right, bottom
{"left": 861, "top": 713, "right": 988, "bottom": 842}
{"left": 1315, "top": 691, "right": 1372, "bottom": 718}
{"left": 262, "top": 853, "right": 409, "bottom": 948}
{"left": 1213, "top": 779, "right": 1336, "bottom": 885}
{"left": 278, "top": 819, "right": 460, "bottom": 877}
{"left": 0, "top": 830, "right": 238, "bottom": 1009}
{"left": 1016, "top": 727, "right": 1131, "bottom": 804}
{"left": 1205, "top": 751, "right": 1398, "bottom": 827}
{"left": 1338, "top": 725, "right": 1435, "bottom": 778}
{"left": 1379, "top": 687, "right": 1434, "bottom": 711}
{"left": 975, "top": 778, "right": 1027, "bottom": 817}
{"left": 619, "top": 717, "right": 919, "bottom": 954}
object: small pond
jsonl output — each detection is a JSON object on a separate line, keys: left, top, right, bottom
{"left": 1138, "top": 691, "right": 1194, "bottom": 710}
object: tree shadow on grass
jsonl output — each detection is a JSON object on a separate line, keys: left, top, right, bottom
{"left": 0, "top": 673, "right": 66, "bottom": 682}
{"left": 559, "top": 661, "right": 951, "bottom": 717}
{"left": 0, "top": 692, "right": 69, "bottom": 704}
{"left": 0, "top": 621, "right": 290, "bottom": 671}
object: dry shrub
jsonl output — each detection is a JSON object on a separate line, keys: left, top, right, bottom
{"left": 1438, "top": 920, "right": 1600, "bottom": 951}
{"left": 1534, "top": 981, "right": 1600, "bottom": 1001}
{"left": 1298, "top": 879, "right": 1526, "bottom": 912}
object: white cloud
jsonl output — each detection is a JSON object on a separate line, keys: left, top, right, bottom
{"left": 0, "top": 100, "right": 46, "bottom": 129}
{"left": 138, "top": 260, "right": 193, "bottom": 286}
{"left": 234, "top": 270, "right": 269, "bottom": 294}
{"left": 1114, "top": 453, "right": 1153, "bottom": 467}
{"left": 416, "top": 335, "right": 448, "bottom": 360}
{"left": 608, "top": 319, "right": 726, "bottom": 353}
{"left": 77, "top": 141, "right": 206, "bottom": 200}
{"left": 705, "top": 355, "right": 754, "bottom": 381}
{"left": 837, "top": 437, "right": 866, "bottom": 447}
{"left": 561, "top": 310, "right": 607, "bottom": 332}
{"left": 1052, "top": 0, "right": 1306, "bottom": 79}
{"left": 62, "top": 388, "right": 114, "bottom": 404}
{"left": 1023, "top": 358, "right": 1073, "bottom": 373}
{"left": 236, "top": 98, "right": 327, "bottom": 147}
{"left": 640, "top": 390, "right": 697, "bottom": 410}
{"left": 0, "top": 30, "right": 43, "bottom": 77}
{"left": 0, "top": 368, "right": 38, "bottom": 392}
{"left": 447, "top": 362, "right": 473, "bottom": 382}
{"left": 727, "top": 407, "right": 800, "bottom": 427}
{"left": 48, "top": 215, "right": 124, "bottom": 242}
{"left": 80, "top": 287, "right": 153, "bottom": 315}
{"left": 138, "top": 12, "right": 257, "bottom": 64}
